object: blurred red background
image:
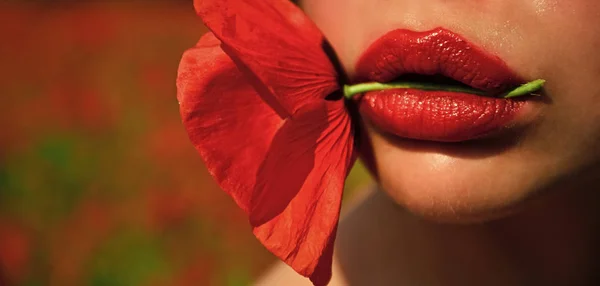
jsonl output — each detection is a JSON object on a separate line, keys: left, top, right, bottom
{"left": 0, "top": 1, "right": 371, "bottom": 285}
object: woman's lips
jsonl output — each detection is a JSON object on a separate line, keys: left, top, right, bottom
{"left": 355, "top": 28, "right": 530, "bottom": 142}
{"left": 360, "top": 89, "right": 525, "bottom": 142}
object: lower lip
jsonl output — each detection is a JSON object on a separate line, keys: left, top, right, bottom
{"left": 359, "top": 89, "right": 526, "bottom": 142}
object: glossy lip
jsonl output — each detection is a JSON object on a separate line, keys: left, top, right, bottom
{"left": 354, "top": 27, "right": 532, "bottom": 142}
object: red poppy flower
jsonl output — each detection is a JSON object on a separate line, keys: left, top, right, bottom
{"left": 177, "top": 0, "right": 357, "bottom": 284}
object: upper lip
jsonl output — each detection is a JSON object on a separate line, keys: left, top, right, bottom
{"left": 354, "top": 27, "right": 523, "bottom": 93}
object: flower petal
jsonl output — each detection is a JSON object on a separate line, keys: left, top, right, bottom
{"left": 194, "top": 0, "right": 340, "bottom": 118}
{"left": 177, "top": 33, "right": 356, "bottom": 285}
{"left": 251, "top": 101, "right": 355, "bottom": 284}
{"left": 178, "top": 32, "right": 280, "bottom": 212}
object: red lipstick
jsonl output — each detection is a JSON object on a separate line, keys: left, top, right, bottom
{"left": 355, "top": 28, "right": 528, "bottom": 142}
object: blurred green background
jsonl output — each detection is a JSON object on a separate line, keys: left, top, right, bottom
{"left": 0, "top": 1, "right": 371, "bottom": 285}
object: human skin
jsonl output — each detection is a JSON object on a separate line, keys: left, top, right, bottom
{"left": 299, "top": 0, "right": 600, "bottom": 222}
{"left": 256, "top": 1, "right": 600, "bottom": 285}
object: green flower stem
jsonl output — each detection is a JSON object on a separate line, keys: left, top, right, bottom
{"left": 343, "top": 82, "right": 486, "bottom": 98}
{"left": 502, "top": 79, "right": 546, "bottom": 98}
{"left": 343, "top": 79, "right": 545, "bottom": 99}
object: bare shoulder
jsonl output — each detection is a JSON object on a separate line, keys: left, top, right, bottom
{"left": 254, "top": 262, "right": 313, "bottom": 286}
{"left": 254, "top": 260, "right": 349, "bottom": 286}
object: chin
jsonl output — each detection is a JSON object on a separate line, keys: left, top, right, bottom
{"left": 362, "top": 126, "right": 548, "bottom": 224}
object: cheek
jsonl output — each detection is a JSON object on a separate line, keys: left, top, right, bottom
{"left": 301, "top": 0, "right": 370, "bottom": 76}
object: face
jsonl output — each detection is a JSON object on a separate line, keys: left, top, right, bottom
{"left": 300, "top": 0, "right": 600, "bottom": 222}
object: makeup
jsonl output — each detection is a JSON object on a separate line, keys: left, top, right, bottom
{"left": 354, "top": 28, "right": 541, "bottom": 142}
